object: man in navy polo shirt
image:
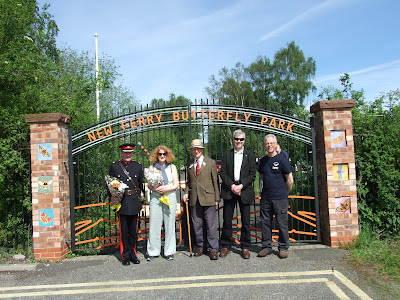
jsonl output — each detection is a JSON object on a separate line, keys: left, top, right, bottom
{"left": 257, "top": 134, "right": 294, "bottom": 259}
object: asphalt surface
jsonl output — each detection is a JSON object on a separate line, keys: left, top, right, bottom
{"left": 0, "top": 243, "right": 383, "bottom": 300}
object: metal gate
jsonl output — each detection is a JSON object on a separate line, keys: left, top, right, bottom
{"left": 69, "top": 100, "right": 320, "bottom": 252}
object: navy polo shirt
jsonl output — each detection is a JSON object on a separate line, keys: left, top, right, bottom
{"left": 257, "top": 153, "right": 292, "bottom": 200}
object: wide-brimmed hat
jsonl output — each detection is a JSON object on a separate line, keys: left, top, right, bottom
{"left": 119, "top": 143, "right": 135, "bottom": 152}
{"left": 188, "top": 139, "right": 205, "bottom": 149}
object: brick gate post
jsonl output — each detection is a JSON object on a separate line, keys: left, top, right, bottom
{"left": 25, "top": 113, "right": 72, "bottom": 261}
{"left": 310, "top": 99, "right": 359, "bottom": 247}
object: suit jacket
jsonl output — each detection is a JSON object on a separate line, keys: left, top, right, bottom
{"left": 184, "top": 156, "right": 220, "bottom": 207}
{"left": 220, "top": 148, "right": 256, "bottom": 204}
{"left": 109, "top": 160, "right": 144, "bottom": 215}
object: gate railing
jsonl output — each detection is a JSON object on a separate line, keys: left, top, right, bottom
{"left": 69, "top": 101, "right": 320, "bottom": 251}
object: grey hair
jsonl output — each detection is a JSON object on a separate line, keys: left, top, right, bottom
{"left": 233, "top": 129, "right": 246, "bottom": 139}
{"left": 264, "top": 134, "right": 277, "bottom": 143}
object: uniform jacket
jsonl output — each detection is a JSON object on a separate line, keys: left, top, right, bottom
{"left": 220, "top": 148, "right": 256, "bottom": 204}
{"left": 184, "top": 156, "right": 220, "bottom": 207}
{"left": 109, "top": 160, "right": 144, "bottom": 215}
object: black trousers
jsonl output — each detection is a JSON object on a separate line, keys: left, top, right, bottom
{"left": 220, "top": 195, "right": 251, "bottom": 249}
{"left": 119, "top": 214, "right": 138, "bottom": 260}
{"left": 260, "top": 198, "right": 289, "bottom": 251}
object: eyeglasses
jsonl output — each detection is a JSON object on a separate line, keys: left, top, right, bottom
{"left": 265, "top": 142, "right": 276, "bottom": 145}
{"left": 234, "top": 138, "right": 245, "bottom": 141}
{"left": 158, "top": 153, "right": 167, "bottom": 156}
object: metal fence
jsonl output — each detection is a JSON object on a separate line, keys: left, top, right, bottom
{"left": 0, "top": 148, "right": 32, "bottom": 255}
{"left": 70, "top": 100, "right": 320, "bottom": 252}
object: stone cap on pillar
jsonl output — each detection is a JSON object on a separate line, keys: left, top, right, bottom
{"left": 310, "top": 99, "right": 355, "bottom": 113}
{"left": 25, "top": 113, "right": 72, "bottom": 125}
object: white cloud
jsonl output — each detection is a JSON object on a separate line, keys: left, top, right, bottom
{"left": 314, "top": 59, "right": 400, "bottom": 101}
{"left": 258, "top": 0, "right": 352, "bottom": 43}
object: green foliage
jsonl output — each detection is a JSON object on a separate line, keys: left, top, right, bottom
{"left": 353, "top": 90, "right": 400, "bottom": 235}
{"left": 0, "top": 0, "right": 139, "bottom": 252}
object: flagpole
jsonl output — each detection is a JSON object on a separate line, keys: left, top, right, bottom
{"left": 95, "top": 33, "right": 100, "bottom": 120}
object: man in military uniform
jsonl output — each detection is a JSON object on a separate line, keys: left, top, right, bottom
{"left": 109, "top": 143, "right": 144, "bottom": 266}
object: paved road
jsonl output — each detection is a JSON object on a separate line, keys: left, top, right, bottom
{"left": 0, "top": 244, "right": 378, "bottom": 299}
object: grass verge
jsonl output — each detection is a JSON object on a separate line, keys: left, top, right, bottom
{"left": 343, "top": 229, "right": 400, "bottom": 299}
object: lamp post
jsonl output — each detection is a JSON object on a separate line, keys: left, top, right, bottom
{"left": 95, "top": 33, "right": 100, "bottom": 120}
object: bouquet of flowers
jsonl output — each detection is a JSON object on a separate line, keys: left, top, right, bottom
{"left": 105, "top": 175, "right": 128, "bottom": 211}
{"left": 144, "top": 168, "right": 165, "bottom": 190}
{"left": 144, "top": 168, "right": 170, "bottom": 209}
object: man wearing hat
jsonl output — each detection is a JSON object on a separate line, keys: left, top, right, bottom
{"left": 109, "top": 143, "right": 144, "bottom": 266}
{"left": 183, "top": 139, "right": 220, "bottom": 260}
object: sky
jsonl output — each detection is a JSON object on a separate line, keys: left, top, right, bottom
{"left": 37, "top": 0, "right": 400, "bottom": 108}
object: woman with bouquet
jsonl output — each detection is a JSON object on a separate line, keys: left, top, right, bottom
{"left": 145, "top": 145, "right": 179, "bottom": 261}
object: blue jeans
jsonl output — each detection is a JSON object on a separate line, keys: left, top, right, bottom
{"left": 260, "top": 198, "right": 289, "bottom": 251}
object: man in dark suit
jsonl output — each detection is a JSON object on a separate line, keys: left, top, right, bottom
{"left": 109, "top": 143, "right": 144, "bottom": 266}
{"left": 183, "top": 139, "right": 220, "bottom": 260}
{"left": 219, "top": 130, "right": 256, "bottom": 259}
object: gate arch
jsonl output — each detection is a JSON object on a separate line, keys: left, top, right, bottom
{"left": 70, "top": 100, "right": 320, "bottom": 251}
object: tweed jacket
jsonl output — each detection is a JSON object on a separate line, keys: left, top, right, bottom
{"left": 184, "top": 156, "right": 220, "bottom": 207}
{"left": 219, "top": 148, "right": 256, "bottom": 204}
{"left": 108, "top": 160, "right": 144, "bottom": 215}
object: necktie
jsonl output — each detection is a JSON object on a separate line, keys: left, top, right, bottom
{"left": 196, "top": 160, "right": 200, "bottom": 176}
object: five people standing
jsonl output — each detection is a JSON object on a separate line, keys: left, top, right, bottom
{"left": 110, "top": 132, "right": 293, "bottom": 265}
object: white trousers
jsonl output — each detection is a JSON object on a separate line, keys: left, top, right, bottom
{"left": 146, "top": 190, "right": 177, "bottom": 256}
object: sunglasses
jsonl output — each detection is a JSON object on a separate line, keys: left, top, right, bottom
{"left": 158, "top": 152, "right": 167, "bottom": 156}
{"left": 234, "top": 138, "right": 245, "bottom": 141}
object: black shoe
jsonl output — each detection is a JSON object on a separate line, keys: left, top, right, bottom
{"left": 130, "top": 257, "right": 140, "bottom": 264}
{"left": 122, "top": 259, "right": 130, "bottom": 266}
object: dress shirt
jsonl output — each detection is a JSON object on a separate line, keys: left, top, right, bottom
{"left": 195, "top": 155, "right": 204, "bottom": 169}
{"left": 234, "top": 149, "right": 244, "bottom": 181}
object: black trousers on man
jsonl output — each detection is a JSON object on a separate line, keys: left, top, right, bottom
{"left": 118, "top": 214, "right": 138, "bottom": 260}
{"left": 220, "top": 195, "right": 251, "bottom": 249}
{"left": 260, "top": 198, "right": 289, "bottom": 251}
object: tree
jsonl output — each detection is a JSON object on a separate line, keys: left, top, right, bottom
{"left": 0, "top": 0, "right": 140, "bottom": 250}
{"left": 353, "top": 90, "right": 400, "bottom": 235}
{"left": 205, "top": 63, "right": 254, "bottom": 107}
{"left": 0, "top": 0, "right": 59, "bottom": 250}
{"left": 206, "top": 41, "right": 316, "bottom": 116}
{"left": 269, "top": 41, "right": 316, "bottom": 114}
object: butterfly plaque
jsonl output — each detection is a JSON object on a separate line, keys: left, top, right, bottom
{"left": 335, "top": 197, "right": 350, "bottom": 213}
{"left": 331, "top": 130, "right": 347, "bottom": 148}
{"left": 37, "top": 143, "right": 52, "bottom": 160}
{"left": 39, "top": 209, "right": 54, "bottom": 226}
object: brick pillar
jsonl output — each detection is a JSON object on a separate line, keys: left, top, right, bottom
{"left": 310, "top": 100, "right": 359, "bottom": 248}
{"left": 25, "top": 113, "right": 72, "bottom": 261}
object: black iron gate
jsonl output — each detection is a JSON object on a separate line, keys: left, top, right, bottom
{"left": 69, "top": 100, "right": 320, "bottom": 252}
